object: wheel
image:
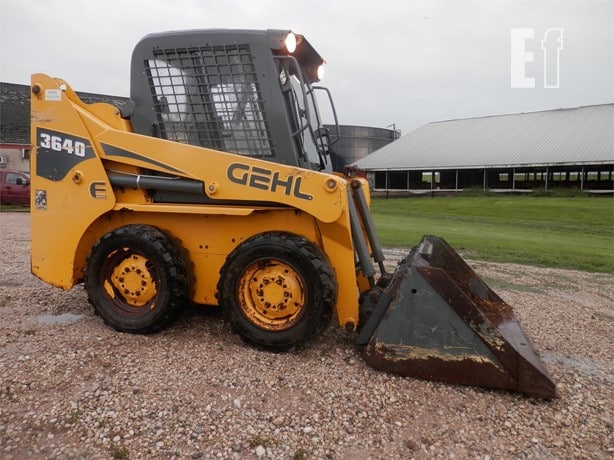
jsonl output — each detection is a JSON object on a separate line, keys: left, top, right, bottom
{"left": 85, "top": 224, "right": 189, "bottom": 333}
{"left": 217, "top": 232, "right": 337, "bottom": 350}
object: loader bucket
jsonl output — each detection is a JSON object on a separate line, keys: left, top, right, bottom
{"left": 357, "top": 235, "right": 557, "bottom": 399}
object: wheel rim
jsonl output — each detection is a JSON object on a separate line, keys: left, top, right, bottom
{"left": 239, "top": 259, "right": 306, "bottom": 331}
{"left": 103, "top": 251, "right": 157, "bottom": 308}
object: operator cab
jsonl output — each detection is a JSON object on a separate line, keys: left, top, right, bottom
{"left": 130, "top": 29, "right": 338, "bottom": 172}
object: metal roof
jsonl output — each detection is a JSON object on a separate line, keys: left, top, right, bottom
{"left": 353, "top": 104, "right": 614, "bottom": 171}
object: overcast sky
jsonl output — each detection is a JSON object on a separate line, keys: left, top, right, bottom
{"left": 1, "top": 0, "right": 612, "bottom": 134}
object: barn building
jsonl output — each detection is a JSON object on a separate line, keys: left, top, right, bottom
{"left": 0, "top": 83, "right": 31, "bottom": 171}
{"left": 2, "top": 82, "right": 612, "bottom": 193}
{"left": 353, "top": 104, "right": 614, "bottom": 194}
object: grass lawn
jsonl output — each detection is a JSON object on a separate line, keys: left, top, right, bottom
{"left": 0, "top": 205, "right": 29, "bottom": 212}
{"left": 370, "top": 195, "right": 614, "bottom": 273}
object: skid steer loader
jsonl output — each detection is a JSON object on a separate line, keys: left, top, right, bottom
{"left": 30, "top": 29, "right": 556, "bottom": 398}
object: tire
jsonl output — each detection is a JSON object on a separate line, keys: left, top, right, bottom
{"left": 217, "top": 232, "right": 337, "bottom": 350}
{"left": 84, "top": 224, "right": 189, "bottom": 333}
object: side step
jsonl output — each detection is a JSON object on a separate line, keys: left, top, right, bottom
{"left": 357, "top": 236, "right": 557, "bottom": 399}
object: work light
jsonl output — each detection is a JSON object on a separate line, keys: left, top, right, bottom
{"left": 285, "top": 32, "right": 297, "bottom": 53}
{"left": 317, "top": 64, "right": 325, "bottom": 81}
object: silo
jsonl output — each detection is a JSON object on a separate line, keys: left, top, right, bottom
{"left": 324, "top": 124, "right": 400, "bottom": 172}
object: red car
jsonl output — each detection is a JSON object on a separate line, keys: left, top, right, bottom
{"left": 0, "top": 170, "right": 30, "bottom": 206}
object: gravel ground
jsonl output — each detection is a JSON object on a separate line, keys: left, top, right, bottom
{"left": 1, "top": 212, "right": 613, "bottom": 459}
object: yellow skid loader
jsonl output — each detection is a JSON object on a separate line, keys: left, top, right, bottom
{"left": 30, "top": 29, "right": 556, "bottom": 398}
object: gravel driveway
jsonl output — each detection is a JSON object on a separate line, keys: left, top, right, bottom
{"left": 1, "top": 212, "right": 612, "bottom": 459}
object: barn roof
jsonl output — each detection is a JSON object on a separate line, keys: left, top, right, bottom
{"left": 353, "top": 104, "right": 614, "bottom": 171}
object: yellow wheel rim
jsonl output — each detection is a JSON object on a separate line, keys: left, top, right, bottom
{"left": 239, "top": 259, "right": 305, "bottom": 331}
{"left": 106, "top": 254, "right": 157, "bottom": 307}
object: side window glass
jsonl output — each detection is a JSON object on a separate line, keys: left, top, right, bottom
{"left": 147, "top": 60, "right": 195, "bottom": 144}
{"left": 6, "top": 173, "right": 19, "bottom": 185}
{"left": 145, "top": 45, "right": 274, "bottom": 158}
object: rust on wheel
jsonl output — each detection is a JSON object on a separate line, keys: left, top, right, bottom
{"left": 218, "top": 232, "right": 336, "bottom": 350}
{"left": 85, "top": 225, "right": 189, "bottom": 333}
{"left": 104, "top": 253, "right": 157, "bottom": 307}
{"left": 239, "top": 259, "right": 305, "bottom": 331}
